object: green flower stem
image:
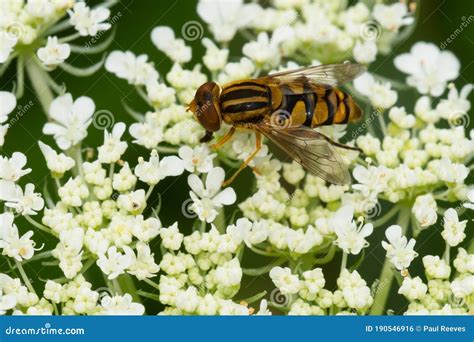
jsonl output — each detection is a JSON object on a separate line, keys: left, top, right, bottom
{"left": 369, "top": 208, "right": 410, "bottom": 315}
{"left": 117, "top": 274, "right": 141, "bottom": 303}
{"left": 340, "top": 252, "right": 348, "bottom": 275}
{"left": 24, "top": 57, "right": 54, "bottom": 116}
{"left": 155, "top": 146, "right": 179, "bottom": 154}
{"left": 137, "top": 290, "right": 161, "bottom": 302}
{"left": 238, "top": 290, "right": 267, "bottom": 305}
{"left": 444, "top": 243, "right": 450, "bottom": 264}
{"left": 145, "top": 185, "right": 155, "bottom": 201}
{"left": 242, "top": 257, "right": 285, "bottom": 276}
{"left": 72, "top": 145, "right": 85, "bottom": 179}
{"left": 143, "top": 278, "right": 161, "bottom": 291}
{"left": 25, "top": 215, "right": 55, "bottom": 236}
{"left": 14, "top": 260, "right": 36, "bottom": 295}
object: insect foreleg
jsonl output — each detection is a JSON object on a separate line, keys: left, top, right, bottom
{"left": 222, "top": 132, "right": 262, "bottom": 187}
{"left": 210, "top": 127, "right": 236, "bottom": 150}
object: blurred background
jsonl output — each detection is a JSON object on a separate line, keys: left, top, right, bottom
{"left": 1, "top": 0, "right": 473, "bottom": 314}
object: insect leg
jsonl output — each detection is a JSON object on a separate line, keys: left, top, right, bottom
{"left": 210, "top": 127, "right": 236, "bottom": 150}
{"left": 222, "top": 132, "right": 262, "bottom": 187}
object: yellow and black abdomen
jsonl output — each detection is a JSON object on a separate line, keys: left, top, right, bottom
{"left": 220, "top": 81, "right": 272, "bottom": 124}
{"left": 272, "top": 82, "right": 362, "bottom": 128}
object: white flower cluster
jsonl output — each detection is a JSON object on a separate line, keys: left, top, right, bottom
{"left": 1, "top": 0, "right": 472, "bottom": 317}
{"left": 269, "top": 267, "right": 373, "bottom": 315}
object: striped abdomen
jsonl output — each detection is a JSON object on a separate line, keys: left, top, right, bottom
{"left": 220, "top": 81, "right": 271, "bottom": 123}
{"left": 274, "top": 84, "right": 362, "bottom": 128}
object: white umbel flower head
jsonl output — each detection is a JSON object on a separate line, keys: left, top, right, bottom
{"left": 68, "top": 2, "right": 111, "bottom": 36}
{"left": 37, "top": 36, "right": 70, "bottom": 67}
{"left": 100, "top": 293, "right": 145, "bottom": 315}
{"left": 97, "top": 122, "right": 128, "bottom": 164}
{"left": 105, "top": 51, "right": 159, "bottom": 86}
{"left": 187, "top": 167, "right": 236, "bottom": 223}
{"left": 269, "top": 266, "right": 300, "bottom": 295}
{"left": 0, "top": 91, "right": 16, "bottom": 124}
{"left": 412, "top": 194, "right": 437, "bottom": 228}
{"left": 382, "top": 225, "right": 417, "bottom": 270}
{"left": 0, "top": 213, "right": 35, "bottom": 262}
{"left": 43, "top": 94, "right": 95, "bottom": 150}
{"left": 394, "top": 42, "right": 460, "bottom": 96}
{"left": 178, "top": 145, "right": 216, "bottom": 174}
{"left": 398, "top": 276, "right": 427, "bottom": 301}
{"left": 38, "top": 142, "right": 75, "bottom": 176}
{"left": 441, "top": 208, "right": 467, "bottom": 247}
{"left": 372, "top": 3, "right": 414, "bottom": 32}
{"left": 354, "top": 73, "right": 397, "bottom": 109}
{"left": 151, "top": 26, "right": 192, "bottom": 64}
{"left": 96, "top": 246, "right": 133, "bottom": 280}
{"left": 134, "top": 150, "right": 184, "bottom": 185}
{"left": 4, "top": 183, "right": 44, "bottom": 216}
{"left": 332, "top": 206, "right": 373, "bottom": 255}
{"left": 0, "top": 152, "right": 31, "bottom": 182}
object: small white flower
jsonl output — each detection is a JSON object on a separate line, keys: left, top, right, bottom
{"left": 43, "top": 93, "right": 95, "bottom": 150}
{"left": 151, "top": 26, "right": 192, "bottom": 64}
{"left": 100, "top": 293, "right": 145, "bottom": 315}
{"left": 412, "top": 194, "right": 438, "bottom": 228}
{"left": 160, "top": 222, "right": 184, "bottom": 251}
{"left": 96, "top": 246, "right": 133, "bottom": 280}
{"left": 372, "top": 3, "right": 414, "bottom": 32}
{"left": 178, "top": 145, "right": 216, "bottom": 174}
{"left": 269, "top": 266, "right": 300, "bottom": 295}
{"left": 463, "top": 189, "right": 474, "bottom": 210}
{"left": 0, "top": 213, "right": 35, "bottom": 262}
{"left": 127, "top": 242, "right": 160, "bottom": 280}
{"left": 0, "top": 91, "right": 16, "bottom": 124}
{"left": 187, "top": 167, "right": 236, "bottom": 223}
{"left": 256, "top": 299, "right": 272, "bottom": 315}
{"left": 453, "top": 248, "right": 474, "bottom": 274}
{"left": 422, "top": 255, "right": 451, "bottom": 279}
{"left": 0, "top": 152, "right": 31, "bottom": 182}
{"left": 450, "top": 276, "right": 474, "bottom": 299}
{"left": 134, "top": 150, "right": 184, "bottom": 185}
{"left": 105, "top": 51, "right": 159, "bottom": 86}
{"left": 353, "top": 40, "right": 377, "bottom": 64}
{"left": 394, "top": 42, "right": 460, "bottom": 96}
{"left": 97, "top": 122, "right": 128, "bottom": 164}
{"left": 441, "top": 208, "right": 467, "bottom": 247}
{"left": 354, "top": 72, "right": 397, "bottom": 109}
{"left": 382, "top": 225, "right": 417, "bottom": 270}
{"left": 197, "top": 0, "right": 259, "bottom": 42}
{"left": 398, "top": 276, "right": 427, "bottom": 301}
{"left": 116, "top": 189, "right": 146, "bottom": 215}
{"left": 0, "top": 288, "right": 16, "bottom": 315}
{"left": 68, "top": 2, "right": 111, "bottom": 36}
{"left": 4, "top": 183, "right": 44, "bottom": 216}
{"left": 0, "top": 31, "right": 18, "bottom": 63}
{"left": 214, "top": 258, "right": 242, "bottom": 287}
{"left": 332, "top": 206, "right": 373, "bottom": 255}
{"left": 37, "top": 36, "right": 70, "bottom": 67}
{"left": 38, "top": 141, "right": 75, "bottom": 176}
{"left": 202, "top": 38, "right": 229, "bottom": 71}
{"left": 437, "top": 83, "right": 473, "bottom": 121}
{"left": 243, "top": 32, "right": 282, "bottom": 67}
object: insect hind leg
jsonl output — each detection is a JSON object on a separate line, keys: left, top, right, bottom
{"left": 222, "top": 132, "right": 262, "bottom": 187}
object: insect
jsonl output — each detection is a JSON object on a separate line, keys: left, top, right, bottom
{"left": 187, "top": 63, "right": 365, "bottom": 186}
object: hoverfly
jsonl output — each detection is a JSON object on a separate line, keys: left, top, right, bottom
{"left": 187, "top": 63, "right": 365, "bottom": 186}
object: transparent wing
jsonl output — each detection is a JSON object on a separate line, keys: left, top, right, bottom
{"left": 255, "top": 123, "right": 352, "bottom": 185}
{"left": 259, "top": 63, "right": 366, "bottom": 88}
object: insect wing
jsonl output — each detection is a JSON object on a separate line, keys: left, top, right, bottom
{"left": 256, "top": 123, "right": 352, "bottom": 185}
{"left": 260, "top": 63, "right": 366, "bottom": 88}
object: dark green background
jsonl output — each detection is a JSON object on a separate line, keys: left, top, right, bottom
{"left": 1, "top": 0, "right": 473, "bottom": 314}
